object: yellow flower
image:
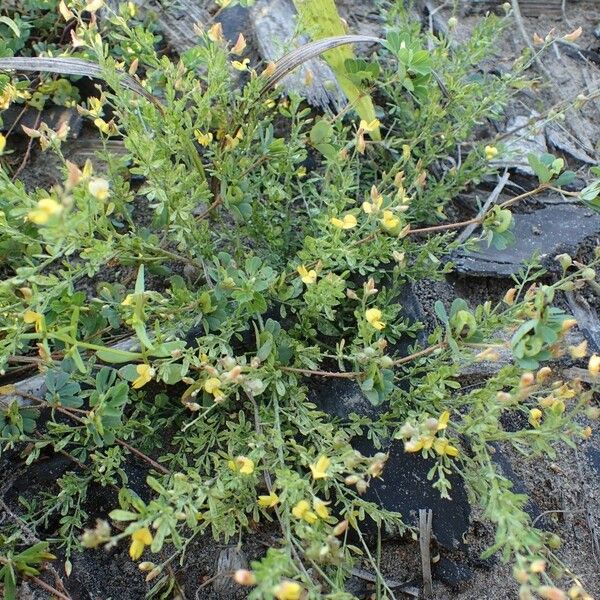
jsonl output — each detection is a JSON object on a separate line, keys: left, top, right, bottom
{"left": 588, "top": 354, "right": 600, "bottom": 376}
{"left": 484, "top": 145, "right": 498, "bottom": 160}
{"left": 359, "top": 119, "right": 380, "bottom": 133}
{"left": 529, "top": 408, "right": 543, "bottom": 428}
{"left": 224, "top": 128, "right": 243, "bottom": 150}
{"left": 365, "top": 308, "right": 385, "bottom": 331}
{"left": 207, "top": 22, "right": 224, "bottom": 43}
{"left": 231, "top": 58, "right": 250, "bottom": 71}
{"left": 27, "top": 198, "right": 63, "bottom": 225}
{"left": 94, "top": 117, "right": 111, "bottom": 134}
{"left": 433, "top": 438, "right": 459, "bottom": 457}
{"left": 0, "top": 133, "right": 6, "bottom": 154}
{"left": 132, "top": 364, "right": 155, "bottom": 389}
{"left": 381, "top": 210, "right": 401, "bottom": 235}
{"left": 257, "top": 491, "right": 279, "bottom": 508}
{"left": 297, "top": 265, "right": 317, "bottom": 285}
{"left": 421, "top": 434, "right": 435, "bottom": 450}
{"left": 569, "top": 340, "right": 588, "bottom": 359}
{"left": 404, "top": 437, "right": 424, "bottom": 453}
{"left": 313, "top": 497, "right": 330, "bottom": 519}
{"left": 204, "top": 377, "right": 224, "bottom": 399}
{"left": 362, "top": 185, "right": 383, "bottom": 214}
{"left": 231, "top": 33, "right": 246, "bottom": 55}
{"left": 194, "top": 130, "right": 213, "bottom": 146}
{"left": 273, "top": 580, "right": 303, "bottom": 600}
{"left": 23, "top": 310, "right": 44, "bottom": 333}
{"left": 292, "top": 500, "right": 318, "bottom": 524}
{"left": 262, "top": 61, "right": 276, "bottom": 77}
{"left": 129, "top": 527, "right": 153, "bottom": 560}
{"left": 88, "top": 178, "right": 110, "bottom": 201}
{"left": 121, "top": 294, "right": 135, "bottom": 306}
{"left": 330, "top": 213, "right": 357, "bottom": 230}
{"left": 437, "top": 411, "right": 450, "bottom": 430}
{"left": 296, "top": 166, "right": 306, "bottom": 178}
{"left": 228, "top": 455, "right": 255, "bottom": 475}
{"left": 563, "top": 26, "right": 582, "bottom": 42}
{"left": 309, "top": 455, "right": 331, "bottom": 479}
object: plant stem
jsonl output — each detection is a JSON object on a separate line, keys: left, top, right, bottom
{"left": 280, "top": 366, "right": 360, "bottom": 378}
{"left": 393, "top": 342, "right": 446, "bottom": 366}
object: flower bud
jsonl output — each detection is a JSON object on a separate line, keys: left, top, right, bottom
{"left": 535, "top": 367, "right": 552, "bottom": 383}
{"left": 332, "top": 520, "right": 349, "bottom": 536}
{"left": 146, "top": 568, "right": 161, "bottom": 582}
{"left": 520, "top": 372, "right": 535, "bottom": 388}
{"left": 555, "top": 253, "right": 572, "bottom": 270}
{"left": 503, "top": 287, "right": 517, "bottom": 305}
{"left": 529, "top": 559, "right": 546, "bottom": 573}
{"left": 497, "top": 391, "right": 513, "bottom": 404}
{"left": 355, "top": 479, "right": 368, "bottom": 494}
{"left": 588, "top": 354, "right": 600, "bottom": 376}
{"left": 585, "top": 406, "right": 600, "bottom": 419}
{"left": 538, "top": 586, "right": 567, "bottom": 600}
{"left": 581, "top": 268, "right": 596, "bottom": 281}
{"left": 234, "top": 569, "right": 257, "bottom": 586}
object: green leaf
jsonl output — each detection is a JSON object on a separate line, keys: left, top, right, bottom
{"left": 434, "top": 300, "right": 448, "bottom": 324}
{"left": 134, "top": 264, "right": 145, "bottom": 294}
{"left": 0, "top": 16, "right": 22, "bottom": 38}
{"left": 527, "top": 153, "right": 551, "bottom": 184}
{"left": 118, "top": 364, "right": 140, "bottom": 382}
{"left": 257, "top": 336, "right": 273, "bottom": 361}
{"left": 314, "top": 142, "right": 338, "bottom": 161}
{"left": 108, "top": 509, "right": 140, "bottom": 521}
{"left": 310, "top": 119, "right": 333, "bottom": 145}
{"left": 554, "top": 170, "right": 575, "bottom": 187}
{"left": 96, "top": 347, "right": 143, "bottom": 363}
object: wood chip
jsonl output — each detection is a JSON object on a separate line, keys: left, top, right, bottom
{"left": 250, "top": 0, "right": 346, "bottom": 111}
{"left": 419, "top": 508, "right": 434, "bottom": 599}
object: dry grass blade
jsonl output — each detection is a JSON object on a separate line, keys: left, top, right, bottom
{"left": 0, "top": 56, "right": 163, "bottom": 110}
{"left": 260, "top": 34, "right": 449, "bottom": 99}
{"left": 260, "top": 34, "right": 382, "bottom": 93}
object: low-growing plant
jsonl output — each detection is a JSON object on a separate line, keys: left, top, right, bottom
{"left": 1, "top": 1, "right": 599, "bottom": 599}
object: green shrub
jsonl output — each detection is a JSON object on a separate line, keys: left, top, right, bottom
{"left": 0, "top": 1, "right": 598, "bottom": 598}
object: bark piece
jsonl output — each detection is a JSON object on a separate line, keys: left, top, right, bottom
{"left": 565, "top": 292, "right": 600, "bottom": 354}
{"left": 493, "top": 114, "right": 547, "bottom": 177}
{"left": 250, "top": 0, "right": 346, "bottom": 111}
{"left": 212, "top": 547, "right": 248, "bottom": 599}
{"left": 452, "top": 203, "right": 600, "bottom": 277}
{"left": 546, "top": 124, "right": 597, "bottom": 165}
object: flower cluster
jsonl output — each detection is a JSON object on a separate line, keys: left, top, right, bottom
{"left": 397, "top": 411, "right": 459, "bottom": 457}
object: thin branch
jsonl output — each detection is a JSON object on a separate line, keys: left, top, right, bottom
{"left": 15, "top": 391, "right": 169, "bottom": 475}
{"left": 456, "top": 171, "right": 510, "bottom": 244}
{"left": 393, "top": 343, "right": 445, "bottom": 366}
{"left": 280, "top": 366, "right": 360, "bottom": 379}
{"left": 12, "top": 110, "right": 42, "bottom": 181}
{"left": 30, "top": 575, "right": 72, "bottom": 600}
